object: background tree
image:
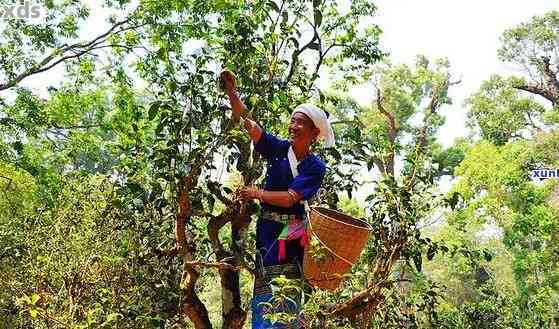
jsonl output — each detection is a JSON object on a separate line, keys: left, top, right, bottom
{"left": 438, "top": 10, "right": 559, "bottom": 329}
{"left": 467, "top": 11, "right": 559, "bottom": 146}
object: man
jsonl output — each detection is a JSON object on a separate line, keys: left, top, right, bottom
{"left": 220, "top": 71, "right": 334, "bottom": 328}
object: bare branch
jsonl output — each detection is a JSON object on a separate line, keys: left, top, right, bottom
{"left": 376, "top": 87, "right": 397, "bottom": 176}
{"left": 284, "top": 28, "right": 319, "bottom": 85}
{"left": 207, "top": 180, "right": 233, "bottom": 206}
{"left": 376, "top": 87, "right": 397, "bottom": 139}
{"left": 0, "top": 18, "right": 146, "bottom": 91}
{"left": 186, "top": 260, "right": 242, "bottom": 271}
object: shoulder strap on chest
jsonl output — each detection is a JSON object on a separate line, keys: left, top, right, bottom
{"left": 287, "top": 146, "right": 299, "bottom": 176}
{"left": 287, "top": 146, "right": 310, "bottom": 213}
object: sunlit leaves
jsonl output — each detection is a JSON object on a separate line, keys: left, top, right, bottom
{"left": 499, "top": 11, "right": 559, "bottom": 69}
{"left": 466, "top": 75, "right": 547, "bottom": 145}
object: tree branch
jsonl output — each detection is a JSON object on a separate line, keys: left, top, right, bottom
{"left": 284, "top": 29, "right": 319, "bottom": 85}
{"left": 175, "top": 170, "right": 211, "bottom": 329}
{"left": 186, "top": 260, "right": 241, "bottom": 271}
{"left": 207, "top": 181, "right": 233, "bottom": 206}
{"left": 516, "top": 83, "right": 557, "bottom": 105}
{"left": 376, "top": 87, "right": 397, "bottom": 140}
{"left": 208, "top": 213, "right": 230, "bottom": 257}
{"left": 541, "top": 56, "right": 559, "bottom": 101}
{"left": 0, "top": 18, "right": 145, "bottom": 91}
{"left": 376, "top": 87, "right": 396, "bottom": 176}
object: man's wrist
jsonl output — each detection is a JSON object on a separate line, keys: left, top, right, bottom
{"left": 244, "top": 118, "right": 255, "bottom": 132}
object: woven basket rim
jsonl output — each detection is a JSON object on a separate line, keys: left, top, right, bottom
{"left": 310, "top": 206, "right": 372, "bottom": 232}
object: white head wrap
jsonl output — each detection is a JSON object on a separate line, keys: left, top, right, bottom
{"left": 291, "top": 103, "right": 335, "bottom": 148}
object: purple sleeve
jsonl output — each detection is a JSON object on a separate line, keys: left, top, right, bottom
{"left": 289, "top": 159, "right": 326, "bottom": 200}
{"left": 254, "top": 131, "right": 288, "bottom": 159}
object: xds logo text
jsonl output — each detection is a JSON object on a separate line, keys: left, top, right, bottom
{"left": 0, "top": 1, "right": 43, "bottom": 19}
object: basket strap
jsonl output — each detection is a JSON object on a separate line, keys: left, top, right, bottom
{"left": 288, "top": 147, "right": 354, "bottom": 265}
{"left": 307, "top": 216, "right": 354, "bottom": 266}
{"left": 287, "top": 146, "right": 311, "bottom": 215}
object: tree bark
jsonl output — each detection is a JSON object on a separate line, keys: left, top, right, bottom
{"left": 218, "top": 206, "right": 253, "bottom": 329}
{"left": 329, "top": 287, "right": 384, "bottom": 319}
{"left": 181, "top": 266, "right": 212, "bottom": 329}
{"left": 516, "top": 84, "right": 558, "bottom": 105}
{"left": 376, "top": 87, "right": 397, "bottom": 176}
{"left": 219, "top": 262, "right": 246, "bottom": 329}
{"left": 207, "top": 200, "right": 255, "bottom": 329}
{"left": 176, "top": 173, "right": 212, "bottom": 329}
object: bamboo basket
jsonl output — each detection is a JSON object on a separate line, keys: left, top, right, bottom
{"left": 303, "top": 207, "right": 372, "bottom": 291}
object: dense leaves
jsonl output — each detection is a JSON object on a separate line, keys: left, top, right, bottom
{"left": 2, "top": 2, "right": 559, "bottom": 329}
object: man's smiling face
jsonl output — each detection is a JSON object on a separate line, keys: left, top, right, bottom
{"left": 288, "top": 112, "right": 319, "bottom": 146}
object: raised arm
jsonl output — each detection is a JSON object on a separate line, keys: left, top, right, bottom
{"left": 221, "top": 71, "right": 300, "bottom": 207}
{"left": 220, "top": 70, "right": 262, "bottom": 143}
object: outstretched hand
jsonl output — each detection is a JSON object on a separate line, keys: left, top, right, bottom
{"left": 220, "top": 70, "right": 237, "bottom": 94}
{"left": 219, "top": 70, "right": 261, "bottom": 142}
{"left": 238, "top": 186, "right": 261, "bottom": 202}
{"left": 243, "top": 117, "right": 258, "bottom": 133}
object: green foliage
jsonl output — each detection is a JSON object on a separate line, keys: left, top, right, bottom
{"left": 498, "top": 11, "right": 559, "bottom": 82}
{"left": 1, "top": 174, "right": 182, "bottom": 328}
{"left": 3, "top": 2, "right": 559, "bottom": 329}
{"left": 466, "top": 75, "right": 547, "bottom": 145}
{"left": 447, "top": 137, "right": 559, "bottom": 326}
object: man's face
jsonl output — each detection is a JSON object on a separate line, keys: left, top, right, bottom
{"left": 288, "top": 112, "right": 319, "bottom": 146}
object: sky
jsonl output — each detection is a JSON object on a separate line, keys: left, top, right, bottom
{"left": 366, "top": 0, "right": 558, "bottom": 147}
